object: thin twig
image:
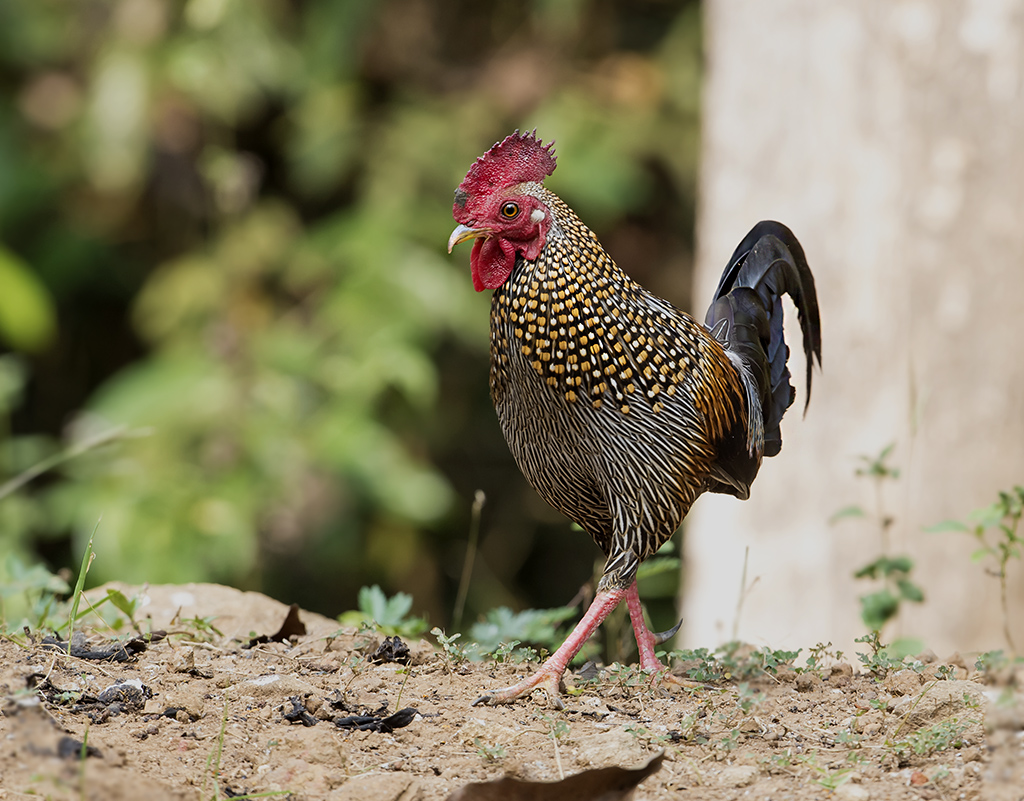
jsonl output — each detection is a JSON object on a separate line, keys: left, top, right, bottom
{"left": 453, "top": 490, "right": 485, "bottom": 632}
{"left": 732, "top": 546, "right": 759, "bottom": 641}
{"left": 999, "top": 570, "right": 1016, "bottom": 654}
{"left": 0, "top": 426, "right": 141, "bottom": 501}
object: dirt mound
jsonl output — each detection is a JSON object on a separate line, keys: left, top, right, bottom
{"left": 0, "top": 583, "right": 1018, "bottom": 800}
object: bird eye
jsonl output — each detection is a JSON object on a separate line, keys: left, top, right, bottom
{"left": 500, "top": 202, "right": 520, "bottom": 219}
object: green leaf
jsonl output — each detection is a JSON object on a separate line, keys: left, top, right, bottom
{"left": 359, "top": 584, "right": 410, "bottom": 626}
{"left": 887, "top": 637, "right": 925, "bottom": 659}
{"left": 883, "top": 555, "right": 914, "bottom": 575}
{"left": 857, "top": 555, "right": 913, "bottom": 578}
{"left": 924, "top": 519, "right": 970, "bottom": 533}
{"left": 105, "top": 588, "right": 137, "bottom": 618}
{"left": 859, "top": 590, "right": 899, "bottom": 630}
{"left": 853, "top": 558, "right": 884, "bottom": 579}
{"left": 855, "top": 443, "right": 900, "bottom": 480}
{"left": 0, "top": 243, "right": 57, "bottom": 352}
{"left": 829, "top": 505, "right": 866, "bottom": 524}
{"left": 352, "top": 584, "right": 426, "bottom": 637}
{"left": 635, "top": 556, "right": 681, "bottom": 580}
{"left": 469, "top": 605, "right": 577, "bottom": 653}
{"left": 0, "top": 555, "right": 70, "bottom": 599}
{"left": 897, "top": 578, "right": 924, "bottom": 602}
{"left": 970, "top": 503, "right": 1006, "bottom": 529}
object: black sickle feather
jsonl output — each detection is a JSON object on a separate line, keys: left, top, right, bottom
{"left": 705, "top": 221, "right": 822, "bottom": 458}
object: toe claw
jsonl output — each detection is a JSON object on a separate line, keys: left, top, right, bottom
{"left": 471, "top": 668, "right": 566, "bottom": 707}
{"left": 651, "top": 619, "right": 682, "bottom": 645}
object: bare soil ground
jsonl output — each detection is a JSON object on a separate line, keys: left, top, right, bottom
{"left": 1, "top": 583, "right": 1021, "bottom": 801}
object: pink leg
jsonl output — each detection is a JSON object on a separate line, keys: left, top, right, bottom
{"left": 624, "top": 580, "right": 665, "bottom": 673}
{"left": 473, "top": 588, "right": 626, "bottom": 708}
{"left": 624, "top": 580, "right": 697, "bottom": 689}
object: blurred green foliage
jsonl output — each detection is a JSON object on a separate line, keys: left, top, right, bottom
{"left": 338, "top": 584, "right": 428, "bottom": 638}
{"left": 0, "top": 0, "right": 701, "bottom": 637}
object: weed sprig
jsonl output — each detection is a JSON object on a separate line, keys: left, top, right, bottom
{"left": 928, "top": 485, "right": 1024, "bottom": 653}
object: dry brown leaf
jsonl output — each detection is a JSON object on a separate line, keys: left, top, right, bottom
{"left": 446, "top": 752, "right": 664, "bottom": 801}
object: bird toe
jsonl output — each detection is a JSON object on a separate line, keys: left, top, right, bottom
{"left": 656, "top": 671, "right": 701, "bottom": 691}
{"left": 471, "top": 669, "right": 566, "bottom": 708}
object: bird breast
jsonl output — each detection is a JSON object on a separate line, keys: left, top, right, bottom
{"left": 486, "top": 224, "right": 743, "bottom": 559}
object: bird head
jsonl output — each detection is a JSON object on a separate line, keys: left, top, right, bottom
{"left": 448, "top": 130, "right": 557, "bottom": 292}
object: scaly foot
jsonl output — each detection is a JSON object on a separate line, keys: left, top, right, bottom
{"left": 471, "top": 665, "right": 566, "bottom": 708}
{"left": 470, "top": 583, "right": 699, "bottom": 706}
{"left": 624, "top": 581, "right": 700, "bottom": 690}
{"left": 471, "top": 588, "right": 627, "bottom": 708}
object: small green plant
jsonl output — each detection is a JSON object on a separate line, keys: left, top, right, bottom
{"left": 975, "top": 649, "right": 1010, "bottom": 674}
{"left": 339, "top": 585, "right": 428, "bottom": 638}
{"left": 341, "top": 653, "right": 367, "bottom": 692}
{"left": 77, "top": 725, "right": 90, "bottom": 798}
{"left": 669, "top": 641, "right": 799, "bottom": 682}
{"left": 176, "top": 615, "right": 225, "bottom": 642}
{"left": 539, "top": 714, "right": 570, "bottom": 780}
{"left": 675, "top": 710, "right": 705, "bottom": 744}
{"left": 469, "top": 605, "right": 578, "bottom": 656}
{"left": 811, "top": 764, "right": 852, "bottom": 791}
{"left": 604, "top": 662, "right": 645, "bottom": 692}
{"left": 962, "top": 692, "right": 982, "bottom": 710}
{"left": 431, "top": 627, "right": 473, "bottom": 669}
{"left": 734, "top": 682, "right": 763, "bottom": 715}
{"left": 833, "top": 444, "right": 924, "bottom": 638}
{"left": 0, "top": 556, "right": 70, "bottom": 632}
{"left": 757, "top": 646, "right": 801, "bottom": 675}
{"left": 845, "top": 750, "right": 868, "bottom": 766}
{"left": 0, "top": 521, "right": 148, "bottom": 639}
{"left": 394, "top": 665, "right": 412, "bottom": 710}
{"left": 889, "top": 719, "right": 970, "bottom": 759}
{"left": 473, "top": 738, "right": 507, "bottom": 761}
{"left": 625, "top": 724, "right": 671, "bottom": 749}
{"left": 670, "top": 646, "right": 726, "bottom": 682}
{"left": 99, "top": 587, "right": 143, "bottom": 631}
{"left": 717, "top": 728, "right": 741, "bottom": 753}
{"left": 763, "top": 749, "right": 795, "bottom": 771}
{"left": 854, "top": 631, "right": 910, "bottom": 679}
{"left": 490, "top": 640, "right": 520, "bottom": 663}
{"left": 64, "top": 521, "right": 97, "bottom": 650}
{"left": 541, "top": 714, "right": 570, "bottom": 740}
{"left": 487, "top": 639, "right": 540, "bottom": 665}
{"left": 928, "top": 485, "right": 1024, "bottom": 652}
{"left": 803, "top": 641, "right": 844, "bottom": 675}
{"left": 201, "top": 694, "right": 231, "bottom": 801}
{"left": 797, "top": 753, "right": 852, "bottom": 791}
{"left": 200, "top": 694, "right": 291, "bottom": 800}
{"left": 834, "top": 728, "right": 861, "bottom": 747}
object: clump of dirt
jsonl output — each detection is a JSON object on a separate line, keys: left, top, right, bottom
{"left": 0, "top": 582, "right": 1019, "bottom": 800}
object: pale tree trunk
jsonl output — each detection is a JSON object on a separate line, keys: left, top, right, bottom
{"left": 685, "top": 0, "right": 1024, "bottom": 661}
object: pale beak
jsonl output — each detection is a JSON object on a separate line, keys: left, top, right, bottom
{"left": 448, "top": 224, "right": 489, "bottom": 253}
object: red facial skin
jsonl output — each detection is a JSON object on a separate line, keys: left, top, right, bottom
{"left": 451, "top": 130, "right": 558, "bottom": 292}
{"left": 463, "top": 194, "right": 551, "bottom": 292}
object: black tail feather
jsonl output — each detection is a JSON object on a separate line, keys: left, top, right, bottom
{"left": 705, "top": 221, "right": 822, "bottom": 458}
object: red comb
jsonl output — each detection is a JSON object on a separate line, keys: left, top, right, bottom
{"left": 459, "top": 130, "right": 556, "bottom": 195}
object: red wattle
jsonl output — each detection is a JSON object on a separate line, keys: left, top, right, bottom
{"left": 470, "top": 238, "right": 516, "bottom": 292}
